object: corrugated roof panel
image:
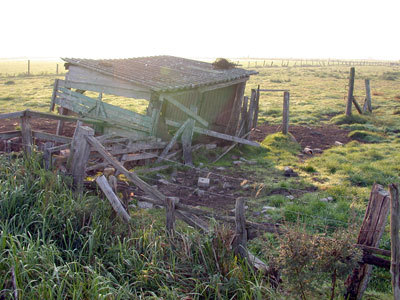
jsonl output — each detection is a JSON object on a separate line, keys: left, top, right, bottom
{"left": 62, "top": 56, "right": 257, "bottom": 92}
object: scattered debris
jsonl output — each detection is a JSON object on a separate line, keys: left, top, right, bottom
{"left": 233, "top": 160, "right": 242, "bottom": 165}
{"left": 334, "top": 141, "right": 344, "bottom": 146}
{"left": 303, "top": 147, "right": 313, "bottom": 155}
{"left": 158, "top": 179, "right": 171, "bottom": 185}
{"left": 286, "top": 195, "right": 295, "bottom": 200}
{"left": 205, "top": 143, "right": 217, "bottom": 150}
{"left": 320, "top": 196, "right": 334, "bottom": 202}
{"left": 261, "top": 206, "right": 278, "bottom": 213}
{"left": 137, "top": 201, "right": 153, "bottom": 209}
{"left": 197, "top": 177, "right": 210, "bottom": 188}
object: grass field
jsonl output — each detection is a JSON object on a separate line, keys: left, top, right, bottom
{"left": 0, "top": 60, "right": 399, "bottom": 298}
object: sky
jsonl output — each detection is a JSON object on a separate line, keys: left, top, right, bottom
{"left": 1, "top": 0, "right": 399, "bottom": 60}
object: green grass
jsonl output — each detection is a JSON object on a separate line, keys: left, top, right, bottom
{"left": 1, "top": 60, "right": 400, "bottom": 298}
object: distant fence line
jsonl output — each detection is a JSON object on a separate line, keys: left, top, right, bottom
{"left": 237, "top": 59, "right": 400, "bottom": 68}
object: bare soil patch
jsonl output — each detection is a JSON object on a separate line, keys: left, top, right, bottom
{"left": 251, "top": 123, "right": 351, "bottom": 150}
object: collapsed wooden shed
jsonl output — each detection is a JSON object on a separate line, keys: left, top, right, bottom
{"left": 50, "top": 56, "right": 259, "bottom": 164}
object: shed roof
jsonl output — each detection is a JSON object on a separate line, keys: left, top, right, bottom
{"left": 62, "top": 56, "right": 257, "bottom": 93}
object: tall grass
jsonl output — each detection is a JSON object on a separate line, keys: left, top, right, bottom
{"left": 0, "top": 154, "right": 273, "bottom": 299}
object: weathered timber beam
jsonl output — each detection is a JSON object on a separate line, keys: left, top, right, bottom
{"left": 0, "top": 111, "right": 25, "bottom": 120}
{"left": 198, "top": 77, "right": 248, "bottom": 93}
{"left": 0, "top": 131, "right": 21, "bottom": 139}
{"left": 163, "top": 95, "right": 209, "bottom": 127}
{"left": 166, "top": 119, "right": 260, "bottom": 147}
{"left": 86, "top": 135, "right": 165, "bottom": 202}
{"left": 25, "top": 110, "right": 104, "bottom": 126}
{"left": 157, "top": 119, "right": 190, "bottom": 163}
{"left": 32, "top": 131, "right": 72, "bottom": 144}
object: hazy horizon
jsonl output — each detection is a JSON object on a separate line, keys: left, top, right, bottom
{"left": 2, "top": 0, "right": 399, "bottom": 61}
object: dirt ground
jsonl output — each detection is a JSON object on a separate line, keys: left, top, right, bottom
{"left": 0, "top": 119, "right": 349, "bottom": 211}
{"left": 251, "top": 123, "right": 351, "bottom": 150}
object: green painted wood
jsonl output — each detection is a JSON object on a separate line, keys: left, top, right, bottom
{"left": 163, "top": 95, "right": 208, "bottom": 127}
{"left": 58, "top": 87, "right": 151, "bottom": 127}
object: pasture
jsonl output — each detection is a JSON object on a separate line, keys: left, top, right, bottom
{"left": 0, "top": 59, "right": 399, "bottom": 299}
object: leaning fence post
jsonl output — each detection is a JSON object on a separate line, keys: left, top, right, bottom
{"left": 166, "top": 197, "right": 179, "bottom": 234}
{"left": 70, "top": 125, "right": 94, "bottom": 191}
{"left": 345, "top": 184, "right": 390, "bottom": 300}
{"left": 20, "top": 112, "right": 33, "bottom": 155}
{"left": 282, "top": 91, "right": 290, "bottom": 134}
{"left": 390, "top": 183, "right": 400, "bottom": 299}
{"left": 346, "top": 67, "right": 355, "bottom": 117}
{"left": 234, "top": 197, "right": 248, "bottom": 258}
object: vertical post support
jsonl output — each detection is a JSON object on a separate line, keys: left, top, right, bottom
{"left": 20, "top": 112, "right": 33, "bottom": 155}
{"left": 365, "top": 79, "right": 372, "bottom": 113}
{"left": 27, "top": 60, "right": 30, "bottom": 76}
{"left": 346, "top": 67, "right": 355, "bottom": 117}
{"left": 226, "top": 82, "right": 246, "bottom": 136}
{"left": 345, "top": 184, "right": 390, "bottom": 300}
{"left": 50, "top": 79, "right": 59, "bottom": 112}
{"left": 390, "top": 183, "right": 400, "bottom": 299}
{"left": 282, "top": 91, "right": 290, "bottom": 135}
{"left": 56, "top": 64, "right": 59, "bottom": 75}
{"left": 234, "top": 197, "right": 247, "bottom": 258}
{"left": 166, "top": 197, "right": 179, "bottom": 234}
{"left": 252, "top": 85, "right": 260, "bottom": 129}
{"left": 43, "top": 141, "right": 54, "bottom": 170}
{"left": 70, "top": 125, "right": 94, "bottom": 191}
{"left": 246, "top": 89, "right": 256, "bottom": 133}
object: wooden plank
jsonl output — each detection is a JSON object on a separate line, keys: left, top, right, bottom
{"left": 346, "top": 67, "right": 355, "bottom": 116}
{"left": 66, "top": 66, "right": 151, "bottom": 97}
{"left": 61, "top": 79, "right": 151, "bottom": 100}
{"left": 241, "top": 95, "right": 249, "bottom": 129}
{"left": 86, "top": 135, "right": 165, "bottom": 202}
{"left": 50, "top": 79, "right": 59, "bottom": 112}
{"left": 20, "top": 114, "right": 32, "bottom": 155}
{"left": 0, "top": 111, "right": 25, "bottom": 120}
{"left": 390, "top": 183, "right": 400, "bottom": 299}
{"left": 70, "top": 125, "right": 94, "bottom": 191}
{"left": 163, "top": 95, "right": 209, "bottom": 127}
{"left": 0, "top": 131, "right": 21, "bottom": 139}
{"left": 26, "top": 110, "right": 104, "bottom": 126}
{"left": 150, "top": 95, "right": 162, "bottom": 135}
{"left": 43, "top": 142, "right": 54, "bottom": 170}
{"left": 157, "top": 119, "right": 190, "bottom": 163}
{"left": 96, "top": 175, "right": 131, "bottom": 223}
{"left": 226, "top": 82, "right": 245, "bottom": 136}
{"left": 175, "top": 210, "right": 210, "bottom": 233}
{"left": 166, "top": 119, "right": 260, "bottom": 147}
{"left": 58, "top": 87, "right": 152, "bottom": 127}
{"left": 32, "top": 131, "right": 72, "bottom": 144}
{"left": 109, "top": 141, "right": 166, "bottom": 155}
{"left": 345, "top": 184, "right": 390, "bottom": 300}
{"left": 212, "top": 130, "right": 251, "bottom": 163}
{"left": 121, "top": 152, "right": 157, "bottom": 162}
{"left": 282, "top": 91, "right": 290, "bottom": 134}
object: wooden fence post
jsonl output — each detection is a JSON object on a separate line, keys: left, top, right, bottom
{"left": 20, "top": 112, "right": 33, "bottom": 155}
{"left": 166, "top": 197, "right": 179, "bottom": 234}
{"left": 70, "top": 125, "right": 94, "bottom": 191}
{"left": 390, "top": 183, "right": 400, "bottom": 299}
{"left": 247, "top": 89, "right": 256, "bottom": 133}
{"left": 27, "top": 60, "right": 30, "bottom": 76}
{"left": 234, "top": 197, "right": 247, "bottom": 258}
{"left": 43, "top": 141, "right": 54, "bottom": 170}
{"left": 365, "top": 79, "right": 372, "bottom": 113}
{"left": 346, "top": 67, "right": 355, "bottom": 117}
{"left": 282, "top": 91, "right": 290, "bottom": 134}
{"left": 345, "top": 184, "right": 390, "bottom": 300}
{"left": 252, "top": 85, "right": 260, "bottom": 129}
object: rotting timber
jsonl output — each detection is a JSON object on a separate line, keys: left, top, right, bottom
{"left": 50, "top": 56, "right": 260, "bottom": 165}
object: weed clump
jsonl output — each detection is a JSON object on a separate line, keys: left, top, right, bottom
{"left": 4, "top": 80, "right": 15, "bottom": 85}
{"left": 330, "top": 114, "right": 368, "bottom": 125}
{"left": 348, "top": 130, "right": 386, "bottom": 143}
{"left": 261, "top": 132, "right": 300, "bottom": 154}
